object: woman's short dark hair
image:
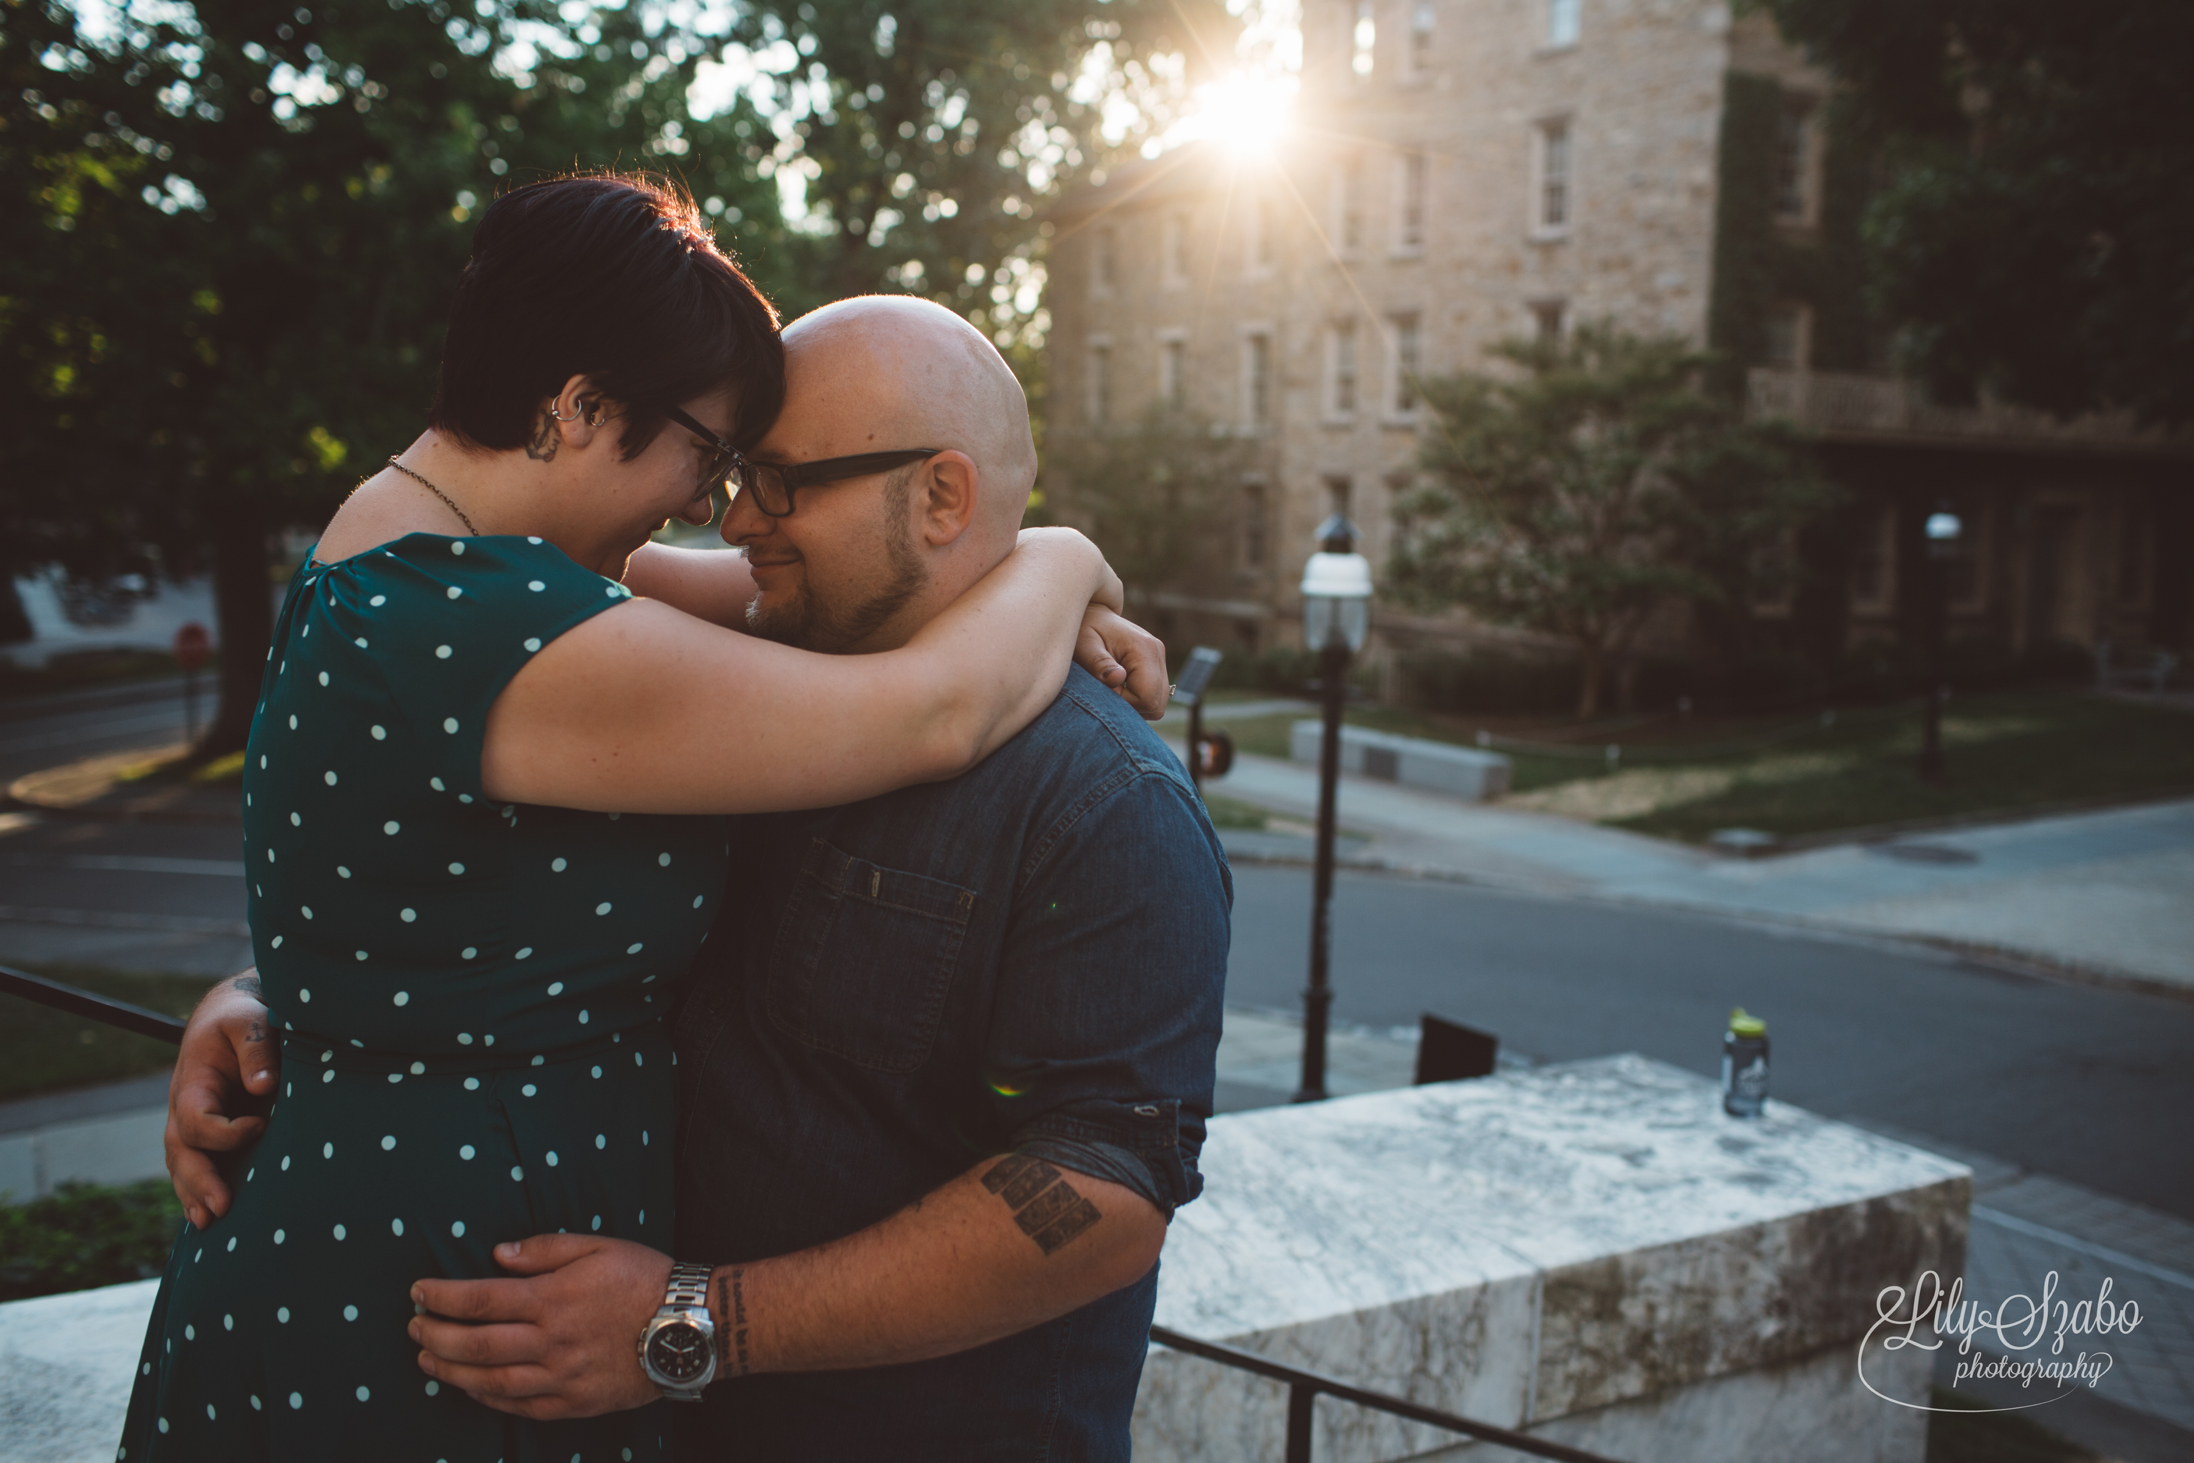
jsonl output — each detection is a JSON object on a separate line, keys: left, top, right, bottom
{"left": 431, "top": 173, "right": 783, "bottom": 458}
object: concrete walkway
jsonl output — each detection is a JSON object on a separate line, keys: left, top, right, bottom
{"left": 1195, "top": 748, "right": 2194, "bottom": 994}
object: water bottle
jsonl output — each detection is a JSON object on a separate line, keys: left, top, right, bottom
{"left": 1722, "top": 1007, "right": 1769, "bottom": 1118}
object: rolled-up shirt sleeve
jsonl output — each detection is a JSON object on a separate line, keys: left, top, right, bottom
{"left": 981, "top": 769, "right": 1231, "bottom": 1215}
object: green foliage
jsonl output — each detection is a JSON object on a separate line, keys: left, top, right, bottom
{"left": 1706, "top": 71, "right": 1781, "bottom": 393}
{"left": 1047, "top": 402, "right": 1260, "bottom": 604}
{"left": 0, "top": 1180, "right": 182, "bottom": 1300}
{"left": 1706, "top": 69, "right": 1870, "bottom": 394}
{"left": 1392, "top": 325, "right": 1838, "bottom": 718}
{"left": 1, "top": 0, "right": 786, "bottom": 751}
{"left": 726, "top": 0, "right": 1235, "bottom": 334}
{"left": 1756, "top": 0, "right": 2194, "bottom": 425}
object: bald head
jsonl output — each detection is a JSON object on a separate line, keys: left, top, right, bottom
{"left": 781, "top": 296, "right": 1037, "bottom": 540}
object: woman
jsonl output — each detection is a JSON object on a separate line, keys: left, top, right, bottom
{"left": 119, "top": 174, "right": 1159, "bottom": 1462}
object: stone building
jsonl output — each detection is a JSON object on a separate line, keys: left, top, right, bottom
{"left": 1042, "top": 0, "right": 2192, "bottom": 688}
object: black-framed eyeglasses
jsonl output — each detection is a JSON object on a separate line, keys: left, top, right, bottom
{"left": 659, "top": 405, "right": 941, "bottom": 519}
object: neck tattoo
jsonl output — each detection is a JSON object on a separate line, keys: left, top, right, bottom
{"left": 385, "top": 456, "right": 479, "bottom": 536}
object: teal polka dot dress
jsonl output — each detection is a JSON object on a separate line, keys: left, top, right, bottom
{"left": 119, "top": 534, "right": 728, "bottom": 1462}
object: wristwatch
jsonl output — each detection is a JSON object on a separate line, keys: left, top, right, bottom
{"left": 638, "top": 1261, "right": 718, "bottom": 1400}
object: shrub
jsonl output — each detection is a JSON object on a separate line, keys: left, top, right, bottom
{"left": 0, "top": 1180, "right": 182, "bottom": 1301}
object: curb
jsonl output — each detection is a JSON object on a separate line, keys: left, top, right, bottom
{"left": 6, "top": 744, "right": 241, "bottom": 826}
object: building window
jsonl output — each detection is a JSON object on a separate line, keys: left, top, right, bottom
{"left": 2117, "top": 507, "right": 2155, "bottom": 607}
{"left": 1246, "top": 194, "right": 1276, "bottom": 273}
{"left": 1352, "top": 0, "right": 1376, "bottom": 77}
{"left": 1547, "top": 0, "right": 1580, "bottom": 48}
{"left": 1534, "top": 120, "right": 1571, "bottom": 234}
{"left": 1329, "top": 322, "right": 1360, "bottom": 417}
{"left": 1334, "top": 157, "right": 1367, "bottom": 255}
{"left": 1092, "top": 227, "right": 1116, "bottom": 295}
{"left": 1849, "top": 505, "right": 1895, "bottom": 612}
{"left": 1241, "top": 480, "right": 1269, "bottom": 570}
{"left": 1158, "top": 332, "right": 1187, "bottom": 408}
{"left": 1086, "top": 342, "right": 1112, "bottom": 427}
{"left": 1408, "top": 1, "right": 1436, "bottom": 76}
{"left": 1325, "top": 476, "right": 1354, "bottom": 519}
{"left": 1393, "top": 149, "right": 1427, "bottom": 253}
{"left": 1389, "top": 312, "right": 1422, "bottom": 414}
{"left": 1531, "top": 299, "right": 1566, "bottom": 342}
{"left": 1243, "top": 331, "right": 1273, "bottom": 427}
{"left": 1162, "top": 211, "right": 1190, "bottom": 286}
{"left": 1762, "top": 303, "right": 1810, "bottom": 369}
{"left": 1774, "top": 105, "right": 1815, "bottom": 222}
{"left": 1945, "top": 502, "right": 1987, "bottom": 611}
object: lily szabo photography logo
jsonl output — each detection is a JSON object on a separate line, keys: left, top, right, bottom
{"left": 1858, "top": 1269, "right": 2145, "bottom": 1412}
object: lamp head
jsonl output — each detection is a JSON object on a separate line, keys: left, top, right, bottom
{"left": 1314, "top": 512, "right": 1357, "bottom": 555}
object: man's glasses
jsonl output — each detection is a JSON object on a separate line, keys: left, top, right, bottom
{"left": 659, "top": 405, "right": 940, "bottom": 519}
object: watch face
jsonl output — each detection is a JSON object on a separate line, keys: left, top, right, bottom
{"left": 647, "top": 1321, "right": 712, "bottom": 1385}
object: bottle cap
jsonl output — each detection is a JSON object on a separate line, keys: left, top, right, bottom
{"left": 1728, "top": 1007, "right": 1766, "bottom": 1037}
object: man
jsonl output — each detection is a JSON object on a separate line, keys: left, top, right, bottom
{"left": 167, "top": 296, "right": 1231, "bottom": 1459}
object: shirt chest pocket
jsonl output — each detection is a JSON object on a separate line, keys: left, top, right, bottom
{"left": 763, "top": 838, "right": 977, "bottom": 1074}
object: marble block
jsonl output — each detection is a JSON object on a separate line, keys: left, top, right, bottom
{"left": 1289, "top": 722, "right": 1513, "bottom": 801}
{"left": 1134, "top": 1055, "right": 1968, "bottom": 1463}
{"left": 0, "top": 1278, "right": 157, "bottom": 1463}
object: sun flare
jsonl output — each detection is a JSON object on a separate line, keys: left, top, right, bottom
{"left": 1173, "top": 69, "right": 1298, "bottom": 156}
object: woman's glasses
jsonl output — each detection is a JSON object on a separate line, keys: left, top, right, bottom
{"left": 658, "top": 405, "right": 940, "bottom": 519}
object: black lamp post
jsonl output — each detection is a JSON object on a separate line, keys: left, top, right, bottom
{"left": 1918, "top": 506, "right": 1963, "bottom": 785}
{"left": 1295, "top": 513, "right": 1372, "bottom": 1104}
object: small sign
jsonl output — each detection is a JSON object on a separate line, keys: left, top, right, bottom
{"left": 1193, "top": 728, "right": 1235, "bottom": 779}
{"left": 173, "top": 622, "right": 213, "bottom": 670}
{"left": 1175, "top": 646, "right": 1224, "bottom": 707}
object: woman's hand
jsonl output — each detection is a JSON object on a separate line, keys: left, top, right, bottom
{"left": 166, "top": 971, "right": 280, "bottom": 1228}
{"left": 1076, "top": 606, "right": 1170, "bottom": 720}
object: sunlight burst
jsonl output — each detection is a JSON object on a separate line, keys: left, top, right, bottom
{"left": 1164, "top": 69, "right": 1298, "bottom": 156}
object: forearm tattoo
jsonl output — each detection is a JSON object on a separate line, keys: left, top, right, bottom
{"left": 525, "top": 409, "right": 560, "bottom": 462}
{"left": 981, "top": 1154, "right": 1103, "bottom": 1256}
{"left": 715, "top": 1267, "right": 752, "bottom": 1377}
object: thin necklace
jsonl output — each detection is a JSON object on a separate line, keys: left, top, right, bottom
{"left": 385, "top": 456, "right": 479, "bottom": 536}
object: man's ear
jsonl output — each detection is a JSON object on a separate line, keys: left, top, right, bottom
{"left": 918, "top": 451, "right": 980, "bottom": 547}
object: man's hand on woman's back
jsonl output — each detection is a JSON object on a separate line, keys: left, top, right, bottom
{"left": 165, "top": 970, "right": 282, "bottom": 1229}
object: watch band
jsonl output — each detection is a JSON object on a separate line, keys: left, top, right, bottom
{"left": 662, "top": 1261, "right": 713, "bottom": 1313}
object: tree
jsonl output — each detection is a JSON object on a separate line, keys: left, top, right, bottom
{"left": 1, "top": 0, "right": 783, "bottom": 755}
{"left": 1044, "top": 403, "right": 1258, "bottom": 606}
{"left": 1388, "top": 326, "right": 1837, "bottom": 719}
{"left": 1755, "top": 0, "right": 2194, "bottom": 425}
{"left": 720, "top": 0, "right": 1236, "bottom": 333}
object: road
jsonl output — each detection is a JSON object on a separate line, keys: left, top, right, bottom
{"left": 5, "top": 682, "right": 2192, "bottom": 1226}
{"left": 1227, "top": 863, "right": 2194, "bottom": 1222}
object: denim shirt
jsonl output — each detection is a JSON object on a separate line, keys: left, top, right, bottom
{"left": 672, "top": 667, "right": 1232, "bottom": 1461}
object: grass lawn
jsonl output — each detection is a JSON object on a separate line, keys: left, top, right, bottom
{"left": 1216, "top": 691, "right": 2194, "bottom": 844}
{"left": 1199, "top": 794, "right": 1274, "bottom": 830}
{"left": 0, "top": 964, "right": 206, "bottom": 1102}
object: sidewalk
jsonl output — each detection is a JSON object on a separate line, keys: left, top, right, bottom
{"left": 1192, "top": 746, "right": 2194, "bottom": 995}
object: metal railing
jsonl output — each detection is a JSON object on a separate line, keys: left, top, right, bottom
{"left": 1, "top": 964, "right": 1626, "bottom": 1463}
{"left": 1150, "top": 1324, "right": 1625, "bottom": 1463}
{"left": 1, "top": 962, "right": 188, "bottom": 1042}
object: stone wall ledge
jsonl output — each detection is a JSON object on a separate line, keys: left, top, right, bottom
{"left": 1135, "top": 1054, "right": 1970, "bottom": 1463}
{"left": 1290, "top": 721, "right": 1514, "bottom": 801}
